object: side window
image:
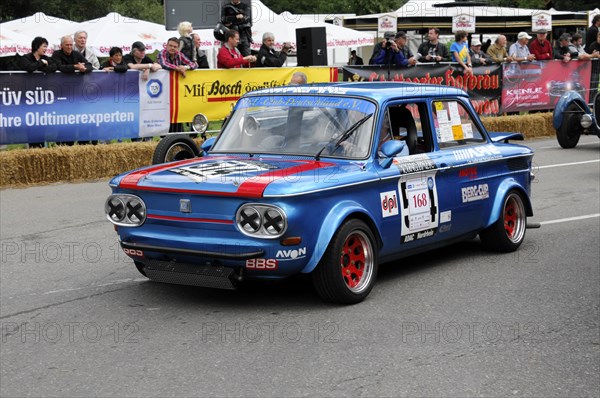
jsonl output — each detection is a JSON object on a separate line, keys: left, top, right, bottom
{"left": 431, "top": 100, "right": 485, "bottom": 149}
{"left": 378, "top": 102, "right": 432, "bottom": 155}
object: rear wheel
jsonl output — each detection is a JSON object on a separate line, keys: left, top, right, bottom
{"left": 479, "top": 191, "right": 526, "bottom": 252}
{"left": 556, "top": 103, "right": 582, "bottom": 148}
{"left": 312, "top": 219, "right": 378, "bottom": 304}
{"left": 152, "top": 134, "right": 200, "bottom": 165}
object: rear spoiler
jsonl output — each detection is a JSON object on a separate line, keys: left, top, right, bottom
{"left": 488, "top": 132, "right": 525, "bottom": 143}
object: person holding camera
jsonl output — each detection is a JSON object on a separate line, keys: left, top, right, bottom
{"left": 255, "top": 32, "right": 291, "bottom": 67}
{"left": 221, "top": 0, "right": 253, "bottom": 56}
{"left": 372, "top": 31, "right": 417, "bottom": 67}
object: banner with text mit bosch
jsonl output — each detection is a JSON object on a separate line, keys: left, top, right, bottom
{"left": 0, "top": 71, "right": 169, "bottom": 145}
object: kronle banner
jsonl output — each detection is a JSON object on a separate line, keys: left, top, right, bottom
{"left": 170, "top": 67, "right": 338, "bottom": 123}
{"left": 0, "top": 70, "right": 170, "bottom": 145}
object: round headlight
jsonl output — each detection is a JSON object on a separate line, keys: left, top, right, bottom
{"left": 263, "top": 208, "right": 286, "bottom": 235}
{"left": 106, "top": 197, "right": 126, "bottom": 222}
{"left": 126, "top": 197, "right": 146, "bottom": 224}
{"left": 237, "top": 207, "right": 262, "bottom": 233}
{"left": 192, "top": 114, "right": 208, "bottom": 134}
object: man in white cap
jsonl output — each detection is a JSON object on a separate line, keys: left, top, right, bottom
{"left": 469, "top": 38, "right": 491, "bottom": 66}
{"left": 509, "top": 32, "right": 535, "bottom": 62}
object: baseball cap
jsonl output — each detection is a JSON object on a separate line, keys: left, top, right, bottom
{"left": 535, "top": 29, "right": 548, "bottom": 34}
{"left": 383, "top": 31, "right": 395, "bottom": 40}
{"left": 517, "top": 32, "right": 532, "bottom": 40}
{"left": 394, "top": 31, "right": 407, "bottom": 39}
{"left": 132, "top": 41, "right": 146, "bottom": 51}
{"left": 471, "top": 39, "right": 482, "bottom": 46}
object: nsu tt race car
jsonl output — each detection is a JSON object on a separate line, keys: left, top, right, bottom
{"left": 553, "top": 91, "right": 600, "bottom": 148}
{"left": 105, "top": 82, "right": 536, "bottom": 304}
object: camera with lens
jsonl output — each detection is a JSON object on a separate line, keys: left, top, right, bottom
{"left": 384, "top": 40, "right": 394, "bottom": 49}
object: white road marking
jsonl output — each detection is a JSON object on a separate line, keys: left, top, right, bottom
{"left": 5, "top": 278, "right": 147, "bottom": 299}
{"left": 540, "top": 213, "right": 600, "bottom": 225}
{"left": 536, "top": 159, "right": 600, "bottom": 169}
{"left": 540, "top": 142, "right": 599, "bottom": 149}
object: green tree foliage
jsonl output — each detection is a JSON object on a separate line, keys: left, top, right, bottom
{"left": 261, "top": 0, "right": 402, "bottom": 15}
{"left": 0, "top": 0, "right": 163, "bottom": 23}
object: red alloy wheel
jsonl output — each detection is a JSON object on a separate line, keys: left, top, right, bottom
{"left": 503, "top": 194, "right": 525, "bottom": 243}
{"left": 339, "top": 231, "right": 373, "bottom": 293}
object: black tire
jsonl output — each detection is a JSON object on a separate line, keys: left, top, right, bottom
{"left": 134, "top": 261, "right": 147, "bottom": 277}
{"left": 479, "top": 191, "right": 527, "bottom": 252}
{"left": 556, "top": 103, "right": 582, "bottom": 149}
{"left": 152, "top": 134, "right": 200, "bottom": 165}
{"left": 312, "top": 219, "right": 378, "bottom": 304}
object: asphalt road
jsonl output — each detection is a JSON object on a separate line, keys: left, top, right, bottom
{"left": 1, "top": 136, "right": 599, "bottom": 397}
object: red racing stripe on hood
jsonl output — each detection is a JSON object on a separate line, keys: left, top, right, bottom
{"left": 236, "top": 161, "right": 335, "bottom": 197}
{"left": 119, "top": 157, "right": 225, "bottom": 189}
{"left": 119, "top": 158, "right": 334, "bottom": 198}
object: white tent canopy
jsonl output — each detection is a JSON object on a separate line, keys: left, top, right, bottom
{"left": 0, "top": 12, "right": 80, "bottom": 54}
{"left": 0, "top": 29, "right": 33, "bottom": 56}
{"left": 0, "top": 12, "right": 80, "bottom": 43}
{"left": 250, "top": 1, "right": 373, "bottom": 50}
{"left": 75, "top": 12, "right": 175, "bottom": 56}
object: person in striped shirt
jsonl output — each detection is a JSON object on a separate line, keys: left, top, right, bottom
{"left": 158, "top": 37, "right": 197, "bottom": 77}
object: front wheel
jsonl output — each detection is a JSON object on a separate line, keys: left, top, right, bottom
{"left": 556, "top": 103, "right": 582, "bottom": 149}
{"left": 152, "top": 134, "right": 200, "bottom": 165}
{"left": 312, "top": 219, "right": 378, "bottom": 304}
{"left": 479, "top": 191, "right": 527, "bottom": 252}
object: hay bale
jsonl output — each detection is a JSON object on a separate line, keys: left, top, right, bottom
{"left": 0, "top": 142, "right": 157, "bottom": 187}
{"left": 481, "top": 112, "right": 555, "bottom": 138}
{"left": 0, "top": 115, "right": 557, "bottom": 188}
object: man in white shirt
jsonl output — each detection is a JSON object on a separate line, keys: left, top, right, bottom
{"left": 509, "top": 32, "right": 535, "bottom": 62}
{"left": 73, "top": 30, "right": 100, "bottom": 70}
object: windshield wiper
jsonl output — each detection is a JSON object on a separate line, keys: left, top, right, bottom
{"left": 315, "top": 113, "right": 373, "bottom": 161}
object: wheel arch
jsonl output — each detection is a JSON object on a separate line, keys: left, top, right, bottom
{"left": 300, "top": 201, "right": 382, "bottom": 274}
{"left": 485, "top": 179, "right": 533, "bottom": 229}
{"left": 553, "top": 91, "right": 590, "bottom": 130}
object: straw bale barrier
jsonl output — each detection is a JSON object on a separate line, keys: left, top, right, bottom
{"left": 0, "top": 113, "right": 555, "bottom": 188}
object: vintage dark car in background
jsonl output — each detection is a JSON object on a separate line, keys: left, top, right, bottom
{"left": 553, "top": 91, "right": 600, "bottom": 148}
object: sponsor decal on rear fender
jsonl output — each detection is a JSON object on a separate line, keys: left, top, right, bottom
{"left": 461, "top": 184, "right": 489, "bottom": 202}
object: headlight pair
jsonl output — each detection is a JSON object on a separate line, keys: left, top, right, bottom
{"left": 105, "top": 194, "right": 146, "bottom": 227}
{"left": 236, "top": 204, "right": 287, "bottom": 239}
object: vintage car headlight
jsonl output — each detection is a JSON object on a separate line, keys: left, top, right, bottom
{"left": 236, "top": 204, "right": 287, "bottom": 238}
{"left": 105, "top": 194, "right": 146, "bottom": 227}
{"left": 192, "top": 113, "right": 209, "bottom": 134}
{"left": 580, "top": 114, "right": 593, "bottom": 129}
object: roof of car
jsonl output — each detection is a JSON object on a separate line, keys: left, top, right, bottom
{"left": 248, "top": 82, "right": 469, "bottom": 103}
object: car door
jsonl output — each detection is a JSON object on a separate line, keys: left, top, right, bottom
{"left": 375, "top": 101, "right": 454, "bottom": 259}
{"left": 428, "top": 98, "right": 499, "bottom": 238}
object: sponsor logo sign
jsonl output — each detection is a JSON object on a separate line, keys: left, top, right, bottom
{"left": 380, "top": 191, "right": 399, "bottom": 217}
{"left": 461, "top": 184, "right": 489, "bottom": 203}
{"left": 246, "top": 258, "right": 278, "bottom": 270}
{"left": 123, "top": 248, "right": 144, "bottom": 257}
{"left": 275, "top": 247, "right": 307, "bottom": 261}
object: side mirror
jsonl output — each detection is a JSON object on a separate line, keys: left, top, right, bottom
{"left": 201, "top": 137, "right": 216, "bottom": 154}
{"left": 379, "top": 140, "right": 407, "bottom": 168}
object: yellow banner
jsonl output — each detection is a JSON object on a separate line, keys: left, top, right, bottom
{"left": 171, "top": 67, "right": 338, "bottom": 123}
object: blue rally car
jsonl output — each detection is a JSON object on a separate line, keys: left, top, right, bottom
{"left": 105, "top": 83, "right": 535, "bottom": 304}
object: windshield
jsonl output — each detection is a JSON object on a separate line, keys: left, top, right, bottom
{"left": 211, "top": 95, "right": 377, "bottom": 158}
